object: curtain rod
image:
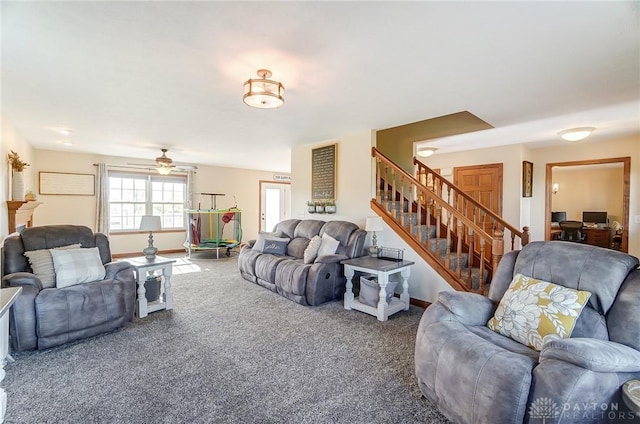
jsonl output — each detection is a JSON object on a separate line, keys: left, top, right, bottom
{"left": 92, "top": 163, "right": 192, "bottom": 174}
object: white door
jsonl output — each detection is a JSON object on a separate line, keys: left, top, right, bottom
{"left": 260, "top": 182, "right": 291, "bottom": 232}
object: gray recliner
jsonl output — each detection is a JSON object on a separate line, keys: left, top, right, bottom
{"left": 2, "top": 225, "right": 136, "bottom": 351}
{"left": 415, "top": 241, "right": 640, "bottom": 424}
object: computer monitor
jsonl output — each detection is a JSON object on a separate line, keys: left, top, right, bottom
{"left": 582, "top": 211, "right": 607, "bottom": 224}
{"left": 551, "top": 211, "right": 567, "bottom": 223}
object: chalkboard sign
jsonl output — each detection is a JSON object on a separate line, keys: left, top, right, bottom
{"left": 311, "top": 143, "right": 337, "bottom": 200}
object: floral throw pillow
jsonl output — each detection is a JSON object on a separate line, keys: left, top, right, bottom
{"left": 486, "top": 273, "right": 591, "bottom": 351}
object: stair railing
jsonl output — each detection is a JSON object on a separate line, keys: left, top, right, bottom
{"left": 372, "top": 147, "right": 530, "bottom": 293}
{"left": 414, "top": 157, "right": 530, "bottom": 252}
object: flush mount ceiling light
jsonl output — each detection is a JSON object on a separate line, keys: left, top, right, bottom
{"left": 243, "top": 69, "right": 285, "bottom": 109}
{"left": 558, "top": 127, "right": 596, "bottom": 142}
{"left": 417, "top": 147, "right": 438, "bottom": 158}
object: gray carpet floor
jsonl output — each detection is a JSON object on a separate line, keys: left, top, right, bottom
{"left": 3, "top": 254, "right": 451, "bottom": 424}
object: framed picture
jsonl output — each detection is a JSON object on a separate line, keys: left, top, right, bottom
{"left": 522, "top": 161, "right": 533, "bottom": 198}
{"left": 39, "top": 172, "right": 95, "bottom": 195}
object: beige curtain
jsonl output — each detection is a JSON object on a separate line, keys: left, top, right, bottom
{"left": 95, "top": 163, "right": 109, "bottom": 234}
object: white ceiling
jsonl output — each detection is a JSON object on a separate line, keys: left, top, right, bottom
{"left": 2, "top": 1, "right": 639, "bottom": 172}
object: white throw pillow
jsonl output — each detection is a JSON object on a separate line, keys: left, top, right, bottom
{"left": 23, "top": 243, "right": 82, "bottom": 288}
{"left": 316, "top": 233, "right": 340, "bottom": 258}
{"left": 51, "top": 247, "right": 106, "bottom": 288}
{"left": 303, "top": 235, "right": 323, "bottom": 264}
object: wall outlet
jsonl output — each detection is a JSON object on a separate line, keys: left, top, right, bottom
{"left": 634, "top": 215, "right": 640, "bottom": 224}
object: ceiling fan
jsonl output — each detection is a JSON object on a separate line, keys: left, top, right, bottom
{"left": 129, "top": 148, "right": 197, "bottom": 175}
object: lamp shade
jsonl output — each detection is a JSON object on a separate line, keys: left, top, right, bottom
{"left": 156, "top": 165, "right": 172, "bottom": 175}
{"left": 139, "top": 215, "right": 162, "bottom": 231}
{"left": 365, "top": 216, "right": 383, "bottom": 232}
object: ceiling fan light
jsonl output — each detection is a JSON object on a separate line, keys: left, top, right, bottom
{"left": 243, "top": 69, "right": 284, "bottom": 109}
{"left": 156, "top": 165, "right": 172, "bottom": 175}
{"left": 558, "top": 127, "right": 595, "bottom": 142}
{"left": 417, "top": 147, "right": 438, "bottom": 158}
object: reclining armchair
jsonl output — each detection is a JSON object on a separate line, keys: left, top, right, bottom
{"left": 2, "top": 225, "right": 136, "bottom": 351}
{"left": 415, "top": 241, "right": 640, "bottom": 424}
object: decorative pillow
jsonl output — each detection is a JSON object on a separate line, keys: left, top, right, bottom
{"left": 359, "top": 276, "right": 397, "bottom": 307}
{"left": 487, "top": 273, "right": 591, "bottom": 351}
{"left": 303, "top": 235, "right": 322, "bottom": 264}
{"left": 253, "top": 232, "right": 290, "bottom": 252}
{"left": 316, "top": 233, "right": 340, "bottom": 258}
{"left": 23, "top": 243, "right": 82, "bottom": 288}
{"left": 50, "top": 247, "right": 106, "bottom": 288}
{"left": 262, "top": 239, "right": 288, "bottom": 256}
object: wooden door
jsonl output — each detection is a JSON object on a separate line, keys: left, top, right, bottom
{"left": 454, "top": 163, "right": 503, "bottom": 260}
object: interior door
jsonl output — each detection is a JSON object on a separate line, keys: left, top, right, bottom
{"left": 260, "top": 181, "right": 291, "bottom": 232}
{"left": 454, "top": 163, "right": 503, "bottom": 259}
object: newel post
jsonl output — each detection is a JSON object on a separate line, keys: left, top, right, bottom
{"left": 521, "top": 226, "right": 530, "bottom": 246}
{"left": 492, "top": 229, "right": 504, "bottom": 272}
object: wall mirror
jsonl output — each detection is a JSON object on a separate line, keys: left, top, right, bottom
{"left": 545, "top": 157, "right": 630, "bottom": 253}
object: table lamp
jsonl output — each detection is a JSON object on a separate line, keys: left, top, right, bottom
{"left": 365, "top": 216, "right": 383, "bottom": 257}
{"left": 140, "top": 215, "right": 162, "bottom": 261}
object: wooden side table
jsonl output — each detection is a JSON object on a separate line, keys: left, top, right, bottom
{"left": 126, "top": 256, "right": 176, "bottom": 318}
{"left": 341, "top": 256, "right": 414, "bottom": 321}
{"left": 0, "top": 287, "right": 21, "bottom": 423}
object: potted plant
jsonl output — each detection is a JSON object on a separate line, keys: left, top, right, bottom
{"left": 325, "top": 200, "right": 336, "bottom": 214}
{"left": 307, "top": 201, "right": 316, "bottom": 213}
{"left": 315, "top": 201, "right": 325, "bottom": 214}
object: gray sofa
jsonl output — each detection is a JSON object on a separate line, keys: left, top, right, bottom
{"left": 415, "top": 241, "right": 640, "bottom": 424}
{"left": 238, "top": 219, "right": 366, "bottom": 306}
{"left": 2, "top": 225, "right": 136, "bottom": 351}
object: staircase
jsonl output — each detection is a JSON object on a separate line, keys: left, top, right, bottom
{"left": 371, "top": 147, "right": 530, "bottom": 293}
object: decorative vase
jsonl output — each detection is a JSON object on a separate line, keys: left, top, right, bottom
{"left": 325, "top": 205, "right": 336, "bottom": 214}
{"left": 12, "top": 171, "right": 25, "bottom": 201}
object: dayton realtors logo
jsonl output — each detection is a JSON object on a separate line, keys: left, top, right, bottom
{"left": 529, "top": 397, "right": 561, "bottom": 423}
{"left": 529, "top": 397, "right": 637, "bottom": 422}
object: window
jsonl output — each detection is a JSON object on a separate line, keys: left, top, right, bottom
{"left": 109, "top": 172, "right": 186, "bottom": 231}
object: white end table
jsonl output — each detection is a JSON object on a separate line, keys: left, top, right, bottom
{"left": 341, "top": 256, "right": 414, "bottom": 321}
{"left": 126, "top": 256, "right": 176, "bottom": 318}
{"left": 0, "top": 287, "right": 21, "bottom": 424}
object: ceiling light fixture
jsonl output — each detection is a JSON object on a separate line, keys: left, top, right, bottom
{"left": 243, "top": 69, "right": 285, "bottom": 109}
{"left": 156, "top": 165, "right": 172, "bottom": 176}
{"left": 558, "top": 127, "right": 595, "bottom": 142}
{"left": 58, "top": 128, "right": 72, "bottom": 136}
{"left": 417, "top": 147, "right": 438, "bottom": 158}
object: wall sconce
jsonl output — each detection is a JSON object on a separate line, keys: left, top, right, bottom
{"left": 552, "top": 183, "right": 559, "bottom": 195}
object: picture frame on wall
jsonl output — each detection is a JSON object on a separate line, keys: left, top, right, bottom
{"left": 522, "top": 161, "right": 533, "bottom": 198}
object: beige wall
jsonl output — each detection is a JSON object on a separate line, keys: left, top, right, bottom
{"left": 531, "top": 135, "right": 639, "bottom": 255}
{"left": 417, "top": 135, "right": 638, "bottom": 256}
{"left": 1, "top": 114, "right": 36, "bottom": 238}
{"left": 552, "top": 166, "right": 624, "bottom": 223}
{"left": 29, "top": 148, "right": 278, "bottom": 255}
{"left": 291, "top": 130, "right": 454, "bottom": 303}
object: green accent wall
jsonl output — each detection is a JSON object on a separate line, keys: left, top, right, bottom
{"left": 376, "top": 111, "right": 493, "bottom": 173}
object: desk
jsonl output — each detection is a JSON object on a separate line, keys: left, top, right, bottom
{"left": 341, "top": 256, "right": 414, "bottom": 321}
{"left": 549, "top": 226, "right": 611, "bottom": 248}
{"left": 0, "top": 287, "right": 21, "bottom": 423}
{"left": 126, "top": 256, "right": 175, "bottom": 318}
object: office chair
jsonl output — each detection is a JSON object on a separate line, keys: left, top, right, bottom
{"left": 557, "top": 220, "right": 587, "bottom": 243}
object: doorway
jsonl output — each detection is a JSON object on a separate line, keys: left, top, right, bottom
{"left": 453, "top": 163, "right": 503, "bottom": 260}
{"left": 545, "top": 157, "right": 630, "bottom": 253}
{"left": 259, "top": 181, "right": 291, "bottom": 232}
